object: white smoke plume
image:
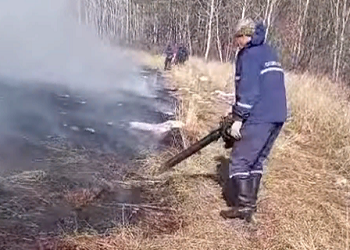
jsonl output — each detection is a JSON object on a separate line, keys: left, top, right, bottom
{"left": 0, "top": 0, "right": 171, "bottom": 174}
{"left": 0, "top": 0, "right": 150, "bottom": 97}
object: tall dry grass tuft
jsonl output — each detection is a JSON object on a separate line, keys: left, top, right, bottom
{"left": 126, "top": 48, "right": 164, "bottom": 69}
{"left": 164, "top": 56, "right": 233, "bottom": 143}
{"left": 168, "top": 56, "right": 233, "bottom": 92}
{"left": 286, "top": 73, "right": 350, "bottom": 175}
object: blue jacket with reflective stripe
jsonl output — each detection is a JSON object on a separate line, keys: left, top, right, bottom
{"left": 233, "top": 22, "right": 287, "bottom": 123}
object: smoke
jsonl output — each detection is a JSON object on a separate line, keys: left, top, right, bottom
{"left": 0, "top": 0, "right": 151, "bottom": 97}
{"left": 0, "top": 0, "right": 171, "bottom": 173}
{"left": 0, "top": 2, "right": 176, "bottom": 242}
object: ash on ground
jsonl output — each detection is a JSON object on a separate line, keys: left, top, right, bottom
{"left": 0, "top": 68, "right": 181, "bottom": 249}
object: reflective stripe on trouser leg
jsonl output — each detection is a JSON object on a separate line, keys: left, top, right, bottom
{"left": 229, "top": 123, "right": 279, "bottom": 179}
{"left": 250, "top": 122, "right": 284, "bottom": 174}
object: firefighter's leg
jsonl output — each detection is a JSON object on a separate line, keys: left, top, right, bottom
{"left": 249, "top": 123, "right": 284, "bottom": 212}
{"left": 220, "top": 123, "right": 277, "bottom": 222}
{"left": 164, "top": 57, "right": 171, "bottom": 70}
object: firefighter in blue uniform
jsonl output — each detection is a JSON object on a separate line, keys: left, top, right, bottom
{"left": 220, "top": 18, "right": 287, "bottom": 222}
{"left": 164, "top": 43, "right": 176, "bottom": 70}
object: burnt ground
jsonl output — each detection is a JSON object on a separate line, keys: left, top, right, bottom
{"left": 0, "top": 68, "right": 181, "bottom": 249}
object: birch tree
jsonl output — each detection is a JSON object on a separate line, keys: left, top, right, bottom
{"left": 293, "top": 0, "right": 310, "bottom": 68}
{"left": 333, "top": 0, "right": 350, "bottom": 81}
{"left": 204, "top": 0, "right": 216, "bottom": 62}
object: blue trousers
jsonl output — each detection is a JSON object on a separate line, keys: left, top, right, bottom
{"left": 229, "top": 122, "right": 284, "bottom": 178}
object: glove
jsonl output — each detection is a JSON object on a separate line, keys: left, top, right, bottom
{"left": 230, "top": 121, "right": 243, "bottom": 140}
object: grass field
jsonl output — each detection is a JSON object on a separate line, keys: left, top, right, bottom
{"left": 66, "top": 53, "right": 349, "bottom": 250}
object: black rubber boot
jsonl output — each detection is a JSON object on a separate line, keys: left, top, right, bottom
{"left": 220, "top": 176, "right": 255, "bottom": 222}
{"left": 250, "top": 173, "right": 262, "bottom": 213}
{"left": 222, "top": 176, "right": 238, "bottom": 207}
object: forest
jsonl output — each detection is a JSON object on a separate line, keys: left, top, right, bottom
{"left": 76, "top": 0, "right": 350, "bottom": 84}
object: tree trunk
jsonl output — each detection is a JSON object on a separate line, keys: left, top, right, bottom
{"left": 216, "top": 11, "right": 223, "bottom": 62}
{"left": 332, "top": 0, "right": 340, "bottom": 81}
{"left": 235, "top": 0, "right": 247, "bottom": 60}
{"left": 186, "top": 4, "right": 192, "bottom": 55}
{"left": 265, "top": 0, "right": 274, "bottom": 40}
{"left": 241, "top": 0, "right": 247, "bottom": 19}
{"left": 204, "top": 0, "right": 215, "bottom": 62}
{"left": 293, "top": 0, "right": 310, "bottom": 68}
{"left": 336, "top": 0, "right": 350, "bottom": 81}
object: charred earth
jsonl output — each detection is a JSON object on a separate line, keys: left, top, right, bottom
{"left": 0, "top": 68, "right": 181, "bottom": 249}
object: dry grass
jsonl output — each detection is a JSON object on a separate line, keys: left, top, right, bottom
{"left": 69, "top": 53, "right": 349, "bottom": 250}
{"left": 64, "top": 187, "right": 104, "bottom": 208}
{"left": 165, "top": 57, "right": 233, "bottom": 145}
{"left": 263, "top": 73, "right": 350, "bottom": 250}
{"left": 127, "top": 49, "right": 164, "bottom": 70}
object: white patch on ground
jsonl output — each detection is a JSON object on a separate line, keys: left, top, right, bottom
{"left": 129, "top": 120, "right": 183, "bottom": 138}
